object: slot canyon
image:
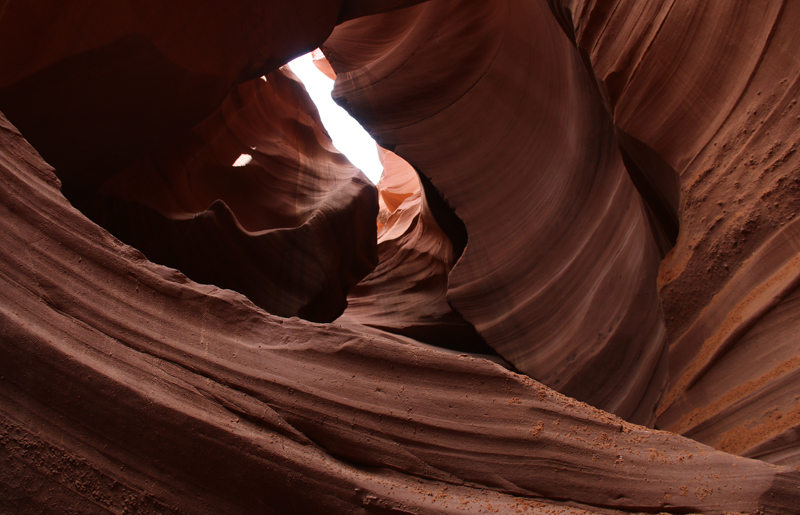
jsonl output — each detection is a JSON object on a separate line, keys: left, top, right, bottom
{"left": 2, "top": 1, "right": 800, "bottom": 513}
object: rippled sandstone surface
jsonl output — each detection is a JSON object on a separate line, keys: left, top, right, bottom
{"left": 2, "top": 1, "right": 800, "bottom": 513}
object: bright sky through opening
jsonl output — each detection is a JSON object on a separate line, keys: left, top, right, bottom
{"left": 288, "top": 53, "right": 383, "bottom": 184}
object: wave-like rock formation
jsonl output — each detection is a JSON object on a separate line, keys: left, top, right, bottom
{"left": 0, "top": 0, "right": 432, "bottom": 323}
{"left": 327, "top": 0, "right": 800, "bottom": 467}
{"left": 3, "top": 0, "right": 800, "bottom": 513}
{"left": 3, "top": 110, "right": 800, "bottom": 512}
{"left": 323, "top": 0, "right": 667, "bottom": 426}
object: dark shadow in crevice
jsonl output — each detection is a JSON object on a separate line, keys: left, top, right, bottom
{"left": 64, "top": 183, "right": 377, "bottom": 324}
{"left": 339, "top": 158, "right": 501, "bottom": 360}
{"left": 416, "top": 171, "right": 468, "bottom": 261}
{"left": 543, "top": 10, "right": 682, "bottom": 258}
{"left": 550, "top": 19, "right": 681, "bottom": 258}
{"left": 416, "top": 169, "right": 500, "bottom": 358}
{"left": 615, "top": 129, "right": 681, "bottom": 258}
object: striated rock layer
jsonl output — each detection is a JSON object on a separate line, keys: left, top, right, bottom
{"left": 546, "top": 0, "right": 800, "bottom": 466}
{"left": 2, "top": 109, "right": 799, "bottom": 514}
{"left": 323, "top": 0, "right": 667, "bottom": 426}
{"left": 4, "top": 0, "right": 800, "bottom": 513}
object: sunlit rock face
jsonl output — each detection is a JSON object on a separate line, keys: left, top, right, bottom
{"left": 3, "top": 0, "right": 800, "bottom": 514}
{"left": 339, "top": 147, "right": 494, "bottom": 356}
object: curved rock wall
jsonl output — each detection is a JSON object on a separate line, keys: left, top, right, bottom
{"left": 547, "top": 0, "right": 800, "bottom": 466}
{"left": 323, "top": 0, "right": 667, "bottom": 426}
{"left": 2, "top": 111, "right": 798, "bottom": 512}
{"left": 0, "top": 0, "right": 431, "bottom": 323}
{"left": 3, "top": 0, "right": 800, "bottom": 513}
{"left": 0, "top": 0, "right": 427, "bottom": 188}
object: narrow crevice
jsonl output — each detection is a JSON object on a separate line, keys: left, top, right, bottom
{"left": 416, "top": 170, "right": 468, "bottom": 261}
{"left": 415, "top": 169, "right": 498, "bottom": 357}
{"left": 615, "top": 128, "right": 681, "bottom": 257}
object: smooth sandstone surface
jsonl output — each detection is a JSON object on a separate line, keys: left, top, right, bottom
{"left": 3, "top": 0, "right": 800, "bottom": 513}
{"left": 328, "top": 0, "right": 800, "bottom": 467}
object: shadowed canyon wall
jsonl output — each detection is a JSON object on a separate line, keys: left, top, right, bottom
{"left": 2, "top": 0, "right": 800, "bottom": 513}
{"left": 92, "top": 67, "right": 378, "bottom": 322}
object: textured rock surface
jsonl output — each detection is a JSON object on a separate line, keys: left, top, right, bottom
{"left": 4, "top": 0, "right": 800, "bottom": 513}
{"left": 3, "top": 110, "right": 799, "bottom": 514}
{"left": 324, "top": 0, "right": 667, "bottom": 426}
{"left": 546, "top": 0, "right": 800, "bottom": 467}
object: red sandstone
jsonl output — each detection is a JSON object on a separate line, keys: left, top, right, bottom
{"left": 2, "top": 1, "right": 800, "bottom": 513}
